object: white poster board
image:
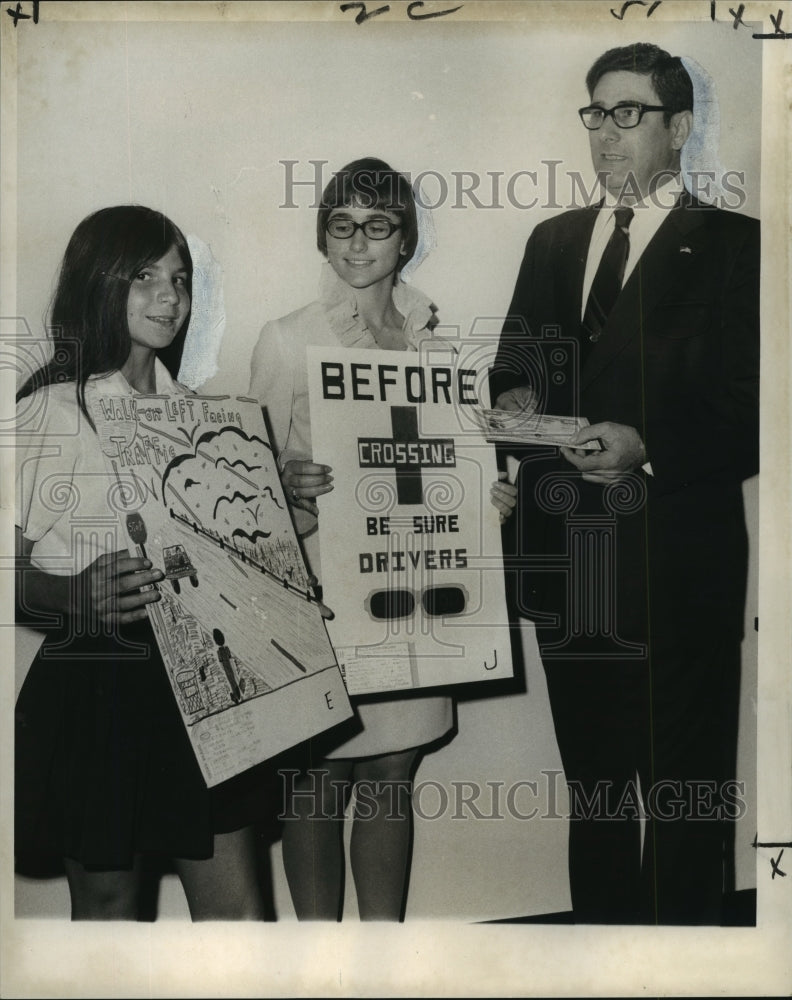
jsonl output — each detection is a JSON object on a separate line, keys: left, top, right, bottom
{"left": 90, "top": 391, "right": 351, "bottom": 787}
{"left": 307, "top": 343, "right": 513, "bottom": 695}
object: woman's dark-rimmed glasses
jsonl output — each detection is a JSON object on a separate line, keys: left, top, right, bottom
{"left": 578, "top": 102, "right": 671, "bottom": 130}
{"left": 325, "top": 217, "right": 402, "bottom": 240}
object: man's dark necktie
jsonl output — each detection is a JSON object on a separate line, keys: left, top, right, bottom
{"left": 581, "top": 206, "right": 634, "bottom": 346}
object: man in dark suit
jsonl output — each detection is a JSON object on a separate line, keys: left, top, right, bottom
{"left": 490, "top": 43, "right": 759, "bottom": 924}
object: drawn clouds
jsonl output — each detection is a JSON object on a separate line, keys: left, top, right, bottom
{"left": 161, "top": 426, "right": 283, "bottom": 547}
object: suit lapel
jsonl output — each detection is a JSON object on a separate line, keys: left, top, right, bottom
{"left": 581, "top": 194, "right": 709, "bottom": 390}
{"left": 558, "top": 209, "right": 597, "bottom": 335}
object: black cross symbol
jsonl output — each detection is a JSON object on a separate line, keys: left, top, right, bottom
{"left": 771, "top": 849, "right": 786, "bottom": 879}
{"left": 6, "top": 1, "right": 39, "bottom": 26}
{"left": 357, "top": 406, "right": 455, "bottom": 505}
{"left": 391, "top": 405, "right": 425, "bottom": 505}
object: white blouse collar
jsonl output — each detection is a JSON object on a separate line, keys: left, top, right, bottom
{"left": 318, "top": 262, "right": 436, "bottom": 350}
{"left": 87, "top": 358, "right": 182, "bottom": 395}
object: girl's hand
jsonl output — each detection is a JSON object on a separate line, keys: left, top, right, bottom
{"left": 281, "top": 460, "right": 334, "bottom": 516}
{"left": 77, "top": 552, "right": 164, "bottom": 627}
{"left": 490, "top": 471, "right": 518, "bottom": 523}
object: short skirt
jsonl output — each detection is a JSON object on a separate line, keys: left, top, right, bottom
{"left": 15, "top": 621, "right": 260, "bottom": 871}
{"left": 311, "top": 690, "right": 455, "bottom": 760}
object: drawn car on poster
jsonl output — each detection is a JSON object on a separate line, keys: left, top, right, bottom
{"left": 162, "top": 544, "right": 199, "bottom": 594}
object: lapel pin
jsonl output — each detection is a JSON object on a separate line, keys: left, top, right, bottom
{"left": 679, "top": 245, "right": 693, "bottom": 254}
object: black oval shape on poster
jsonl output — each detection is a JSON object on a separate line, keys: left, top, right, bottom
{"left": 422, "top": 586, "right": 466, "bottom": 617}
{"left": 368, "top": 589, "right": 416, "bottom": 620}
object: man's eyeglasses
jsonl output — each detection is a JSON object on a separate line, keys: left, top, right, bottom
{"left": 325, "top": 217, "right": 402, "bottom": 240}
{"left": 578, "top": 102, "right": 670, "bottom": 130}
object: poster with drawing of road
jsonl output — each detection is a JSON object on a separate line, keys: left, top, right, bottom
{"left": 89, "top": 391, "right": 352, "bottom": 787}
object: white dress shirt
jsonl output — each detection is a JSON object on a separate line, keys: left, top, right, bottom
{"left": 581, "top": 174, "right": 685, "bottom": 317}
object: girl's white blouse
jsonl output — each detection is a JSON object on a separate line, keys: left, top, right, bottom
{"left": 15, "top": 361, "right": 185, "bottom": 575}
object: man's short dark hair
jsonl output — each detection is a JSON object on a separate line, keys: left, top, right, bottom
{"left": 586, "top": 43, "right": 694, "bottom": 125}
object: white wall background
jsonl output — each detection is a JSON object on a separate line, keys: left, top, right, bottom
{"left": 10, "top": 9, "right": 761, "bottom": 922}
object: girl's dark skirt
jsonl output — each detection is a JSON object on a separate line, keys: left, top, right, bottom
{"left": 15, "top": 620, "right": 259, "bottom": 871}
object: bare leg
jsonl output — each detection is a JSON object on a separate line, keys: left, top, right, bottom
{"left": 64, "top": 856, "right": 143, "bottom": 920}
{"left": 280, "top": 760, "right": 353, "bottom": 920}
{"left": 174, "top": 826, "right": 266, "bottom": 920}
{"left": 350, "top": 749, "right": 420, "bottom": 922}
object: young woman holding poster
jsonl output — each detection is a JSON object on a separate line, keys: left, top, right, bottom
{"left": 15, "top": 206, "right": 265, "bottom": 920}
{"left": 249, "top": 158, "right": 517, "bottom": 920}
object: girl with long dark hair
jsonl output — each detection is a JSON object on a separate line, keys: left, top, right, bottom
{"left": 15, "top": 205, "right": 265, "bottom": 920}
